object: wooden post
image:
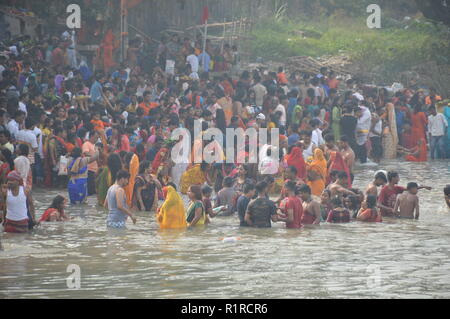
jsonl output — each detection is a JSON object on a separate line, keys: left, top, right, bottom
{"left": 221, "top": 18, "right": 226, "bottom": 53}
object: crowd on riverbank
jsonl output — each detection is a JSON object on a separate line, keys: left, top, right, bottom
{"left": 0, "top": 29, "right": 449, "bottom": 233}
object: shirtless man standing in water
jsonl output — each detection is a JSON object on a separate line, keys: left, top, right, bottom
{"left": 338, "top": 135, "right": 355, "bottom": 173}
{"left": 329, "top": 171, "right": 357, "bottom": 199}
{"left": 365, "top": 171, "right": 388, "bottom": 198}
{"left": 394, "top": 183, "right": 420, "bottom": 219}
{"left": 297, "top": 184, "right": 321, "bottom": 225}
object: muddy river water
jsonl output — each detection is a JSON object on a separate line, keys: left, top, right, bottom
{"left": 1, "top": 160, "right": 449, "bottom": 298}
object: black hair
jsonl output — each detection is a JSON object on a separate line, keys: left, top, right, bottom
{"left": 71, "top": 147, "right": 82, "bottom": 159}
{"left": 444, "top": 185, "right": 450, "bottom": 196}
{"left": 329, "top": 170, "right": 340, "bottom": 179}
{"left": 324, "top": 134, "right": 335, "bottom": 143}
{"left": 387, "top": 171, "right": 399, "bottom": 182}
{"left": 49, "top": 195, "right": 66, "bottom": 211}
{"left": 263, "top": 175, "right": 274, "bottom": 184}
{"left": 201, "top": 185, "right": 213, "bottom": 195}
{"left": 285, "top": 180, "right": 297, "bottom": 192}
{"left": 223, "top": 176, "right": 234, "bottom": 188}
{"left": 107, "top": 153, "right": 123, "bottom": 182}
{"left": 18, "top": 144, "right": 29, "bottom": 156}
{"left": 331, "top": 197, "right": 343, "bottom": 207}
{"left": 375, "top": 172, "right": 388, "bottom": 183}
{"left": 24, "top": 117, "right": 36, "bottom": 130}
{"left": 189, "top": 185, "right": 203, "bottom": 200}
{"left": 138, "top": 160, "right": 151, "bottom": 174}
{"left": 407, "top": 182, "right": 419, "bottom": 190}
{"left": 1, "top": 148, "right": 14, "bottom": 170}
{"left": 366, "top": 195, "right": 377, "bottom": 209}
{"left": 300, "top": 130, "right": 312, "bottom": 138}
{"left": 117, "top": 170, "right": 131, "bottom": 181}
{"left": 243, "top": 183, "right": 255, "bottom": 194}
{"left": 298, "top": 184, "right": 311, "bottom": 194}
{"left": 255, "top": 181, "right": 268, "bottom": 194}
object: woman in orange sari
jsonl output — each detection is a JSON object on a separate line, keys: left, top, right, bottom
{"left": 284, "top": 146, "right": 306, "bottom": 181}
{"left": 124, "top": 152, "right": 140, "bottom": 207}
{"left": 307, "top": 149, "right": 327, "bottom": 197}
{"left": 328, "top": 151, "right": 352, "bottom": 188}
{"left": 410, "top": 104, "right": 428, "bottom": 145}
{"left": 403, "top": 138, "right": 428, "bottom": 162}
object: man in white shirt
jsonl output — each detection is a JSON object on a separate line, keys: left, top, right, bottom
{"left": 273, "top": 96, "right": 287, "bottom": 135}
{"left": 310, "top": 119, "right": 324, "bottom": 146}
{"left": 186, "top": 49, "right": 199, "bottom": 73}
{"left": 428, "top": 106, "right": 448, "bottom": 159}
{"left": 355, "top": 106, "right": 372, "bottom": 164}
{"left": 251, "top": 76, "right": 267, "bottom": 108}
{"left": 7, "top": 110, "right": 26, "bottom": 140}
{"left": 33, "top": 125, "right": 44, "bottom": 184}
{"left": 15, "top": 118, "right": 38, "bottom": 168}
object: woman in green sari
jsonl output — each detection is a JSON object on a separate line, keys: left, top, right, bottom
{"left": 96, "top": 153, "right": 122, "bottom": 207}
{"left": 331, "top": 104, "right": 341, "bottom": 140}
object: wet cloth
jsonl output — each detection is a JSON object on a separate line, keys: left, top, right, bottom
{"left": 67, "top": 158, "right": 88, "bottom": 204}
{"left": 285, "top": 147, "right": 306, "bottom": 180}
{"left": 157, "top": 186, "right": 187, "bottom": 229}
{"left": 307, "top": 149, "right": 327, "bottom": 197}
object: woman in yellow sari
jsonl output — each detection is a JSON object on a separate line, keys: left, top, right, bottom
{"left": 382, "top": 103, "right": 398, "bottom": 159}
{"left": 307, "top": 149, "right": 328, "bottom": 197}
{"left": 124, "top": 152, "right": 140, "bottom": 207}
{"left": 157, "top": 186, "right": 187, "bottom": 229}
{"left": 180, "top": 162, "right": 210, "bottom": 194}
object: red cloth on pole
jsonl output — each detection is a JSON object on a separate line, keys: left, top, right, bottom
{"left": 201, "top": 6, "right": 209, "bottom": 24}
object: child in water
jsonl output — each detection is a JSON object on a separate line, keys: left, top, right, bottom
{"left": 326, "top": 197, "right": 351, "bottom": 223}
{"left": 394, "top": 182, "right": 420, "bottom": 220}
{"left": 39, "top": 195, "right": 70, "bottom": 223}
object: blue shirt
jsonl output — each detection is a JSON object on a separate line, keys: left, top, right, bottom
{"left": 396, "top": 110, "right": 405, "bottom": 131}
{"left": 288, "top": 133, "right": 300, "bottom": 146}
{"left": 197, "top": 52, "right": 211, "bottom": 72}
{"left": 90, "top": 81, "right": 103, "bottom": 102}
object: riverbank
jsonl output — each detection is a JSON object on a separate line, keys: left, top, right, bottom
{"left": 244, "top": 14, "right": 450, "bottom": 92}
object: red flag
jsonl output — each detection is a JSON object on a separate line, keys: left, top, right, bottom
{"left": 201, "top": 6, "right": 209, "bottom": 24}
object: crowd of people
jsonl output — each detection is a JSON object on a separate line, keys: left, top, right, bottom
{"left": 0, "top": 28, "right": 449, "bottom": 233}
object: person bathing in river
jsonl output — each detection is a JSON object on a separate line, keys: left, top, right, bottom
{"left": 326, "top": 197, "right": 351, "bottom": 223}
{"left": 1, "top": 171, "right": 36, "bottom": 233}
{"left": 365, "top": 171, "right": 388, "bottom": 198}
{"left": 329, "top": 171, "right": 357, "bottom": 199}
{"left": 393, "top": 182, "right": 420, "bottom": 220}
{"left": 278, "top": 181, "right": 304, "bottom": 229}
{"left": 445, "top": 185, "right": 450, "bottom": 209}
{"left": 105, "top": 170, "right": 137, "bottom": 229}
{"left": 378, "top": 171, "right": 431, "bottom": 218}
{"left": 186, "top": 185, "right": 206, "bottom": 228}
{"left": 357, "top": 195, "right": 382, "bottom": 223}
{"left": 39, "top": 195, "right": 70, "bottom": 222}
{"left": 297, "top": 184, "right": 321, "bottom": 225}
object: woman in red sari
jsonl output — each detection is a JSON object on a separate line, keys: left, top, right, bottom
{"left": 328, "top": 151, "right": 352, "bottom": 188}
{"left": 151, "top": 147, "right": 169, "bottom": 175}
{"left": 284, "top": 146, "right": 306, "bottom": 181}
{"left": 410, "top": 104, "right": 428, "bottom": 146}
{"left": 402, "top": 138, "right": 428, "bottom": 162}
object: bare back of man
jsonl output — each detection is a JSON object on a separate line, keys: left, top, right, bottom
{"left": 341, "top": 148, "right": 355, "bottom": 172}
{"left": 394, "top": 193, "right": 419, "bottom": 219}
